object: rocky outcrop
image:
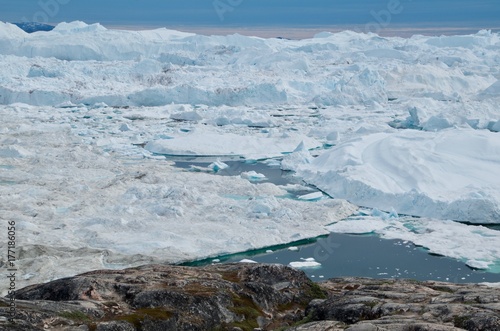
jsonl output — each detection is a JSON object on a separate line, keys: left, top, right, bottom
{"left": 0, "top": 263, "right": 324, "bottom": 331}
{"left": 302, "top": 277, "right": 500, "bottom": 331}
{"left": 0, "top": 264, "right": 499, "bottom": 331}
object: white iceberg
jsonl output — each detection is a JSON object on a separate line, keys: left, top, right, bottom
{"left": 297, "top": 128, "right": 500, "bottom": 223}
{"left": 145, "top": 132, "right": 321, "bottom": 159}
{"left": 289, "top": 258, "right": 322, "bottom": 269}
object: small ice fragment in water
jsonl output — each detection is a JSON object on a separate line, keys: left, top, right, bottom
{"left": 289, "top": 258, "right": 321, "bottom": 269}
{"left": 298, "top": 192, "right": 323, "bottom": 201}
{"left": 466, "top": 260, "right": 490, "bottom": 270}
{"left": 209, "top": 158, "right": 229, "bottom": 172}
{"left": 288, "top": 246, "right": 299, "bottom": 251}
{"left": 239, "top": 259, "right": 258, "bottom": 263}
{"left": 389, "top": 208, "right": 398, "bottom": 218}
{"left": 241, "top": 171, "right": 267, "bottom": 182}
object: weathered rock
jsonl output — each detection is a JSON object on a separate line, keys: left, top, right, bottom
{"left": 1, "top": 263, "right": 322, "bottom": 331}
{"left": 96, "top": 321, "right": 135, "bottom": 331}
{"left": 1, "top": 267, "right": 500, "bottom": 331}
{"left": 308, "top": 277, "right": 500, "bottom": 331}
{"left": 285, "top": 320, "right": 346, "bottom": 330}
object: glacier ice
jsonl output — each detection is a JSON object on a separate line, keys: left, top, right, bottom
{"left": 295, "top": 129, "right": 500, "bottom": 223}
{"left": 1, "top": 21, "right": 500, "bottom": 293}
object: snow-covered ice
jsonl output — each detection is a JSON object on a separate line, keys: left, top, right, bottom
{"left": 145, "top": 132, "right": 321, "bottom": 159}
{"left": 1, "top": 21, "right": 500, "bottom": 293}
{"left": 295, "top": 129, "right": 500, "bottom": 223}
{"left": 298, "top": 192, "right": 324, "bottom": 201}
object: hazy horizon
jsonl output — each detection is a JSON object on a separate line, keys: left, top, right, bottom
{"left": 1, "top": 0, "right": 499, "bottom": 37}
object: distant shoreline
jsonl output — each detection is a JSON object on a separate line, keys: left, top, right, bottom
{"left": 101, "top": 24, "right": 500, "bottom": 39}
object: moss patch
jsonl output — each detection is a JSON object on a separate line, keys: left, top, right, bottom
{"left": 453, "top": 315, "right": 471, "bottom": 329}
{"left": 220, "top": 270, "right": 240, "bottom": 283}
{"left": 181, "top": 282, "right": 219, "bottom": 297}
{"left": 274, "top": 312, "right": 315, "bottom": 331}
{"left": 228, "top": 294, "right": 262, "bottom": 331}
{"left": 114, "top": 308, "right": 174, "bottom": 330}
{"left": 364, "top": 301, "right": 379, "bottom": 308}
{"left": 305, "top": 282, "right": 327, "bottom": 300}
{"left": 58, "top": 310, "right": 91, "bottom": 322}
{"left": 429, "top": 285, "right": 454, "bottom": 293}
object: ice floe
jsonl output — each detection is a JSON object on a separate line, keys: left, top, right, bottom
{"left": 295, "top": 129, "right": 500, "bottom": 223}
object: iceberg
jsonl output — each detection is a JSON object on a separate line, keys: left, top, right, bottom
{"left": 296, "top": 129, "right": 500, "bottom": 223}
{"left": 289, "top": 258, "right": 322, "bottom": 269}
{"left": 145, "top": 132, "right": 321, "bottom": 159}
{"left": 1, "top": 21, "right": 500, "bottom": 293}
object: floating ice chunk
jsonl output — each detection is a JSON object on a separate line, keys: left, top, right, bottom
{"left": 281, "top": 141, "right": 313, "bottom": 171}
{"left": 289, "top": 258, "right": 321, "bottom": 269}
{"left": 209, "top": 159, "right": 229, "bottom": 172}
{"left": 170, "top": 110, "right": 203, "bottom": 122}
{"left": 370, "top": 208, "right": 399, "bottom": 220}
{"left": 466, "top": 260, "right": 491, "bottom": 270}
{"left": 388, "top": 208, "right": 399, "bottom": 219}
{"left": 241, "top": 171, "right": 266, "bottom": 182}
{"left": 298, "top": 192, "right": 323, "bottom": 201}
{"left": 327, "top": 217, "right": 389, "bottom": 234}
{"left": 213, "top": 108, "right": 275, "bottom": 128}
{"left": 262, "top": 159, "right": 281, "bottom": 167}
{"left": 239, "top": 259, "right": 258, "bottom": 264}
{"left": 288, "top": 246, "right": 299, "bottom": 251}
{"left": 145, "top": 133, "right": 320, "bottom": 159}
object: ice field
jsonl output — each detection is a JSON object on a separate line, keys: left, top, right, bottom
{"left": 0, "top": 21, "right": 499, "bottom": 293}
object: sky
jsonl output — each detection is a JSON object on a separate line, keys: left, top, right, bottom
{"left": 0, "top": 0, "right": 499, "bottom": 31}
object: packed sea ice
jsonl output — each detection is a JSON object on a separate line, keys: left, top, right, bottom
{"left": 0, "top": 21, "right": 499, "bottom": 293}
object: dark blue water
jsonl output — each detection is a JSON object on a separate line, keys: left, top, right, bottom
{"left": 227, "top": 233, "right": 500, "bottom": 283}
{"left": 174, "top": 159, "right": 500, "bottom": 283}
